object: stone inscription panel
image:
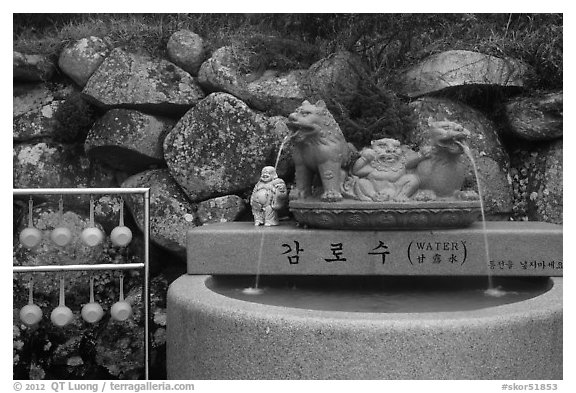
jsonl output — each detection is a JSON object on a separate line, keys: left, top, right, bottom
{"left": 187, "top": 222, "right": 563, "bottom": 276}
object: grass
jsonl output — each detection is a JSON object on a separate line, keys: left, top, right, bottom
{"left": 13, "top": 13, "right": 562, "bottom": 90}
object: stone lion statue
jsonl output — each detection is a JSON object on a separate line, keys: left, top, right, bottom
{"left": 412, "top": 120, "right": 477, "bottom": 200}
{"left": 287, "top": 100, "right": 355, "bottom": 202}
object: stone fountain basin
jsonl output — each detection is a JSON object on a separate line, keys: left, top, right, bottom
{"left": 167, "top": 275, "right": 562, "bottom": 380}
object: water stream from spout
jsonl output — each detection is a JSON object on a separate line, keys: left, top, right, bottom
{"left": 457, "top": 141, "right": 506, "bottom": 297}
{"left": 274, "top": 135, "right": 291, "bottom": 169}
{"left": 243, "top": 136, "right": 292, "bottom": 295}
{"left": 242, "top": 231, "right": 266, "bottom": 295}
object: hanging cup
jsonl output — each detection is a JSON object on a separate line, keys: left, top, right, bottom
{"left": 50, "top": 277, "right": 73, "bottom": 327}
{"left": 19, "top": 197, "right": 42, "bottom": 249}
{"left": 111, "top": 301, "right": 132, "bottom": 321}
{"left": 111, "top": 226, "right": 132, "bottom": 247}
{"left": 20, "top": 228, "right": 43, "bottom": 249}
{"left": 81, "top": 196, "right": 104, "bottom": 247}
{"left": 20, "top": 304, "right": 43, "bottom": 326}
{"left": 51, "top": 196, "right": 72, "bottom": 247}
{"left": 111, "top": 274, "right": 132, "bottom": 321}
{"left": 111, "top": 198, "right": 132, "bottom": 247}
{"left": 81, "top": 277, "right": 104, "bottom": 323}
{"left": 51, "top": 227, "right": 72, "bottom": 247}
{"left": 81, "top": 227, "right": 104, "bottom": 247}
{"left": 19, "top": 278, "right": 43, "bottom": 326}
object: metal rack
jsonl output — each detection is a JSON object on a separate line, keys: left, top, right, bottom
{"left": 13, "top": 187, "right": 151, "bottom": 380}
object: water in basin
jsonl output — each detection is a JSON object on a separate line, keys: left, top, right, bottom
{"left": 209, "top": 275, "right": 551, "bottom": 313}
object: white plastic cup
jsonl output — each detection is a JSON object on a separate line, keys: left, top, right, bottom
{"left": 50, "top": 305, "right": 74, "bottom": 327}
{"left": 50, "top": 227, "right": 73, "bottom": 247}
{"left": 81, "top": 302, "right": 104, "bottom": 323}
{"left": 19, "top": 227, "right": 42, "bottom": 249}
{"left": 110, "top": 226, "right": 133, "bottom": 247}
{"left": 81, "top": 227, "right": 104, "bottom": 247}
{"left": 110, "top": 301, "right": 132, "bottom": 321}
{"left": 20, "top": 304, "right": 43, "bottom": 326}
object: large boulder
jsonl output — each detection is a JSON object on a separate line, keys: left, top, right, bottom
{"left": 82, "top": 48, "right": 205, "bottom": 116}
{"left": 245, "top": 70, "right": 308, "bottom": 116}
{"left": 504, "top": 90, "right": 563, "bottom": 141}
{"left": 510, "top": 140, "right": 562, "bottom": 224}
{"left": 58, "top": 36, "right": 111, "bottom": 87}
{"left": 166, "top": 30, "right": 206, "bottom": 76}
{"left": 306, "top": 51, "right": 366, "bottom": 108}
{"left": 408, "top": 97, "right": 513, "bottom": 218}
{"left": 198, "top": 48, "right": 364, "bottom": 117}
{"left": 13, "top": 51, "right": 56, "bottom": 82}
{"left": 121, "top": 169, "right": 196, "bottom": 258}
{"left": 197, "top": 46, "right": 251, "bottom": 101}
{"left": 394, "top": 50, "right": 529, "bottom": 98}
{"left": 85, "top": 109, "right": 175, "bottom": 174}
{"left": 163, "top": 92, "right": 290, "bottom": 202}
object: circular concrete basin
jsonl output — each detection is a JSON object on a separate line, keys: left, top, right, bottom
{"left": 167, "top": 275, "right": 562, "bottom": 379}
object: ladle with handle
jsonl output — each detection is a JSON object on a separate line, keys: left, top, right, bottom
{"left": 19, "top": 196, "right": 42, "bottom": 249}
{"left": 50, "top": 195, "right": 72, "bottom": 247}
{"left": 111, "top": 273, "right": 132, "bottom": 321}
{"left": 81, "top": 195, "right": 104, "bottom": 247}
{"left": 81, "top": 276, "right": 104, "bottom": 323}
{"left": 50, "top": 276, "right": 74, "bottom": 327}
{"left": 110, "top": 197, "right": 132, "bottom": 247}
{"left": 19, "top": 277, "right": 43, "bottom": 326}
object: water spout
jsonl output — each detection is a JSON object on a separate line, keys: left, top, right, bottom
{"left": 456, "top": 141, "right": 506, "bottom": 297}
{"left": 274, "top": 135, "right": 291, "bottom": 170}
{"left": 242, "top": 231, "right": 266, "bottom": 295}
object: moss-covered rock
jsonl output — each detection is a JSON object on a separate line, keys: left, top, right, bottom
{"left": 163, "top": 92, "right": 290, "bottom": 202}
{"left": 14, "top": 100, "right": 65, "bottom": 142}
{"left": 85, "top": 109, "right": 174, "bottom": 174}
{"left": 393, "top": 50, "right": 530, "bottom": 98}
{"left": 121, "top": 169, "right": 197, "bottom": 258}
{"left": 83, "top": 48, "right": 205, "bottom": 116}
{"left": 504, "top": 90, "right": 563, "bottom": 141}
{"left": 196, "top": 195, "right": 246, "bottom": 225}
{"left": 58, "top": 36, "right": 111, "bottom": 87}
{"left": 166, "top": 30, "right": 206, "bottom": 76}
{"left": 13, "top": 142, "right": 92, "bottom": 209}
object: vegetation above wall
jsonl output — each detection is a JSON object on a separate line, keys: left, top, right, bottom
{"left": 14, "top": 13, "right": 562, "bottom": 90}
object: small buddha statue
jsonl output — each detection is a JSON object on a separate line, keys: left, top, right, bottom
{"left": 250, "top": 166, "right": 288, "bottom": 226}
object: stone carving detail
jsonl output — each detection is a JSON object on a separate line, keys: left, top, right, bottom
{"left": 344, "top": 138, "right": 421, "bottom": 202}
{"left": 290, "top": 201, "right": 481, "bottom": 230}
{"left": 286, "top": 101, "right": 481, "bottom": 229}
